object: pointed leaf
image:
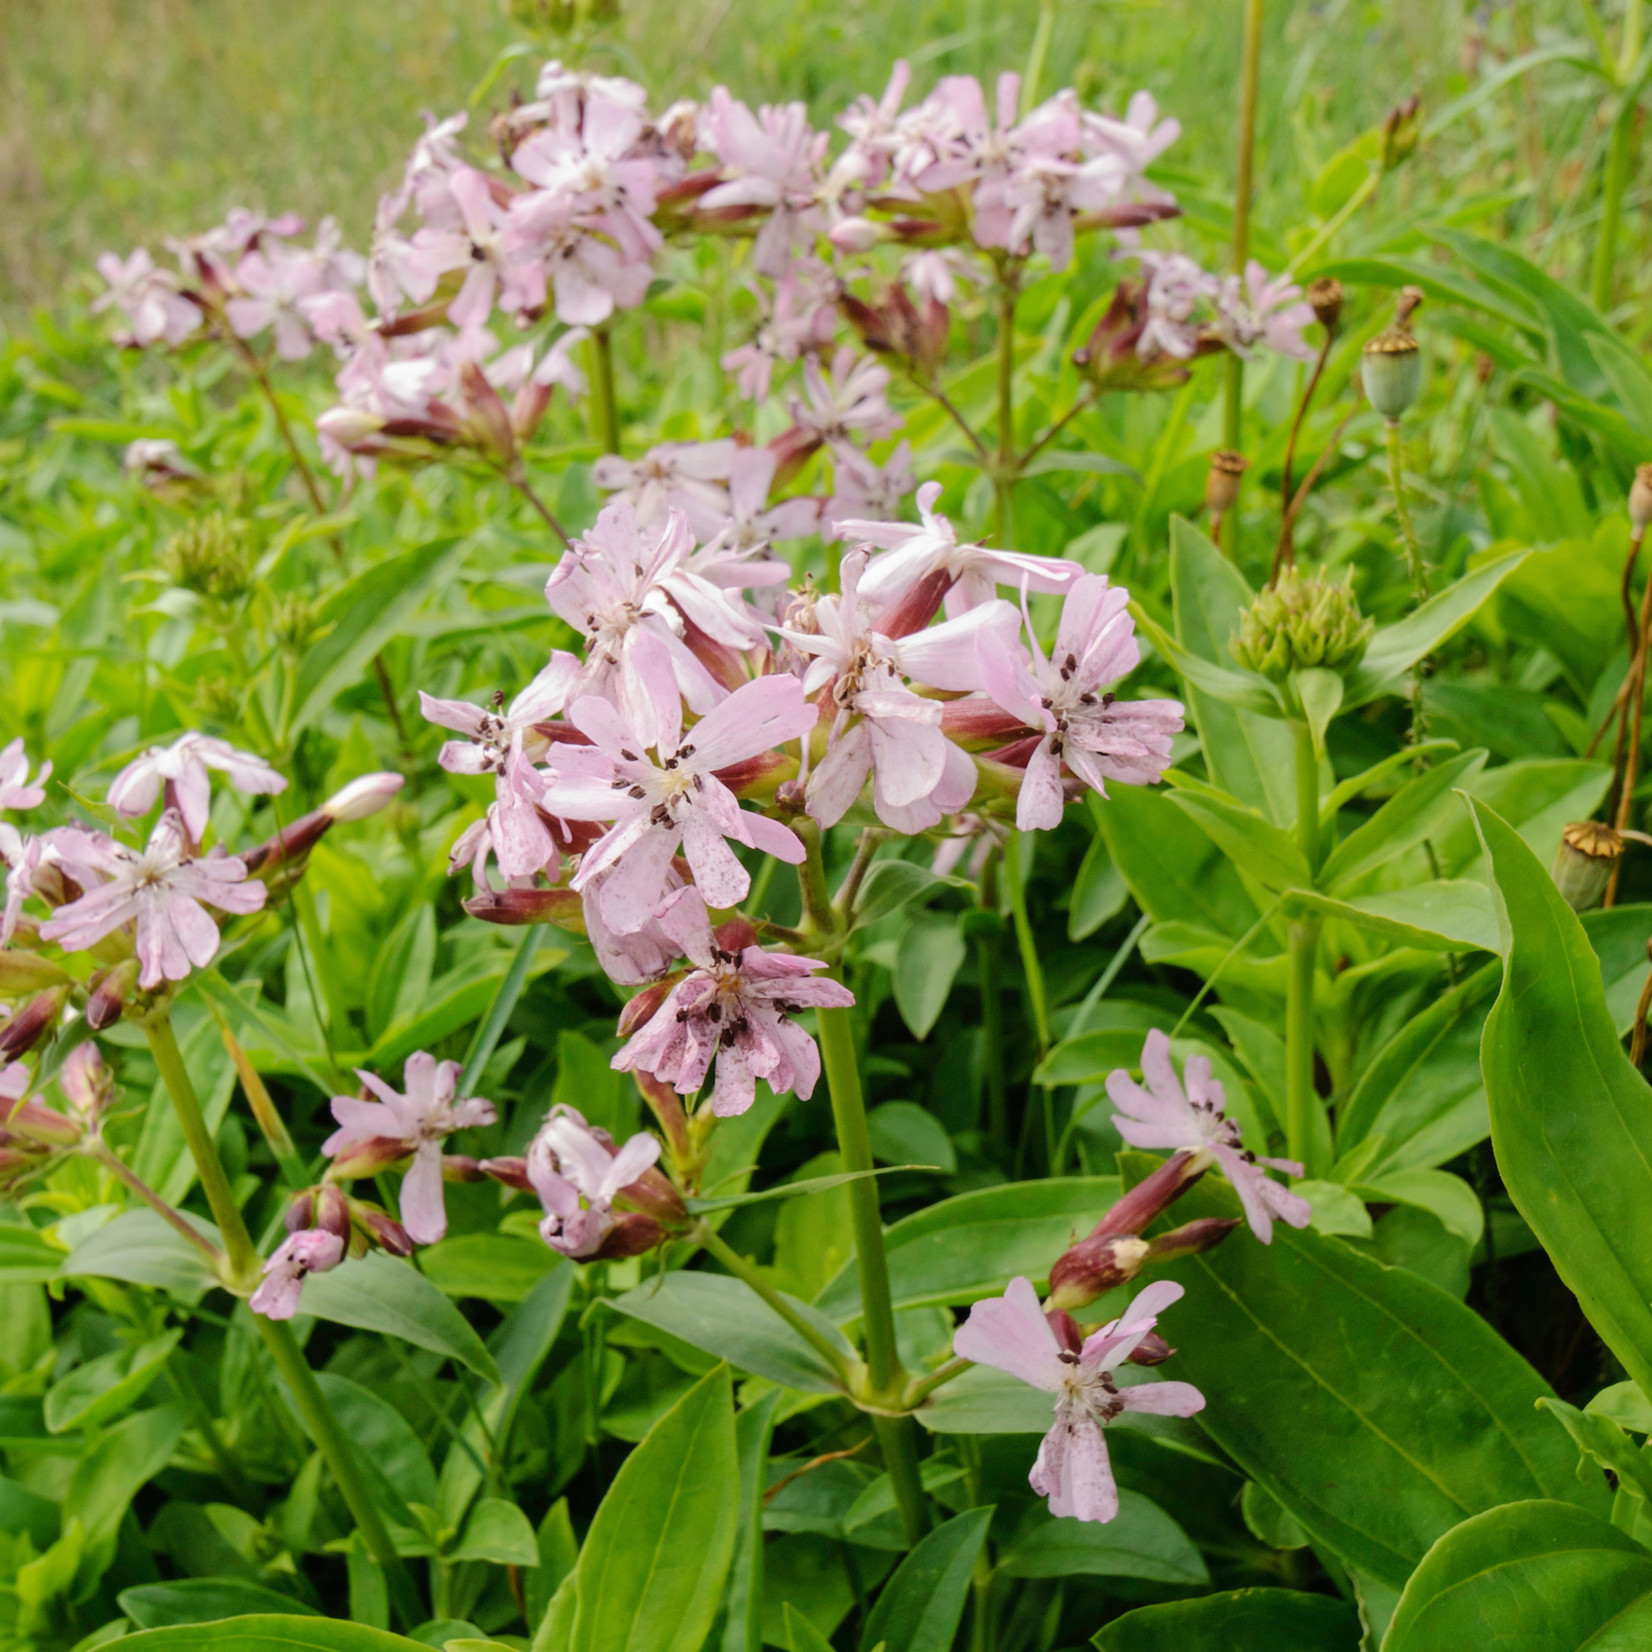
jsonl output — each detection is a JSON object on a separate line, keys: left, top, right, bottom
{"left": 1318, "top": 750, "right": 1488, "bottom": 894}
{"left": 1093, "top": 1588, "right": 1360, "bottom": 1650}
{"left": 859, "top": 1507, "right": 992, "bottom": 1652}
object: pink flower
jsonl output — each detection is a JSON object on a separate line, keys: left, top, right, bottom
{"left": 976, "top": 576, "right": 1183, "bottom": 831}
{"left": 953, "top": 1277, "right": 1203, "bottom": 1523}
{"left": 108, "top": 732, "right": 287, "bottom": 844}
{"left": 404, "top": 167, "right": 545, "bottom": 328}
{"left": 688, "top": 447, "right": 820, "bottom": 589}
{"left": 592, "top": 441, "right": 736, "bottom": 539}
{"left": 1214, "top": 261, "right": 1316, "bottom": 362}
{"left": 40, "top": 811, "right": 267, "bottom": 989}
{"left": 502, "top": 187, "right": 652, "bottom": 326}
{"left": 721, "top": 263, "right": 839, "bottom": 401}
{"left": 998, "top": 136, "right": 1127, "bottom": 271}
{"left": 92, "top": 249, "right": 202, "bottom": 346}
{"left": 527, "top": 1104, "right": 662, "bottom": 1258}
{"left": 1107, "top": 1029, "right": 1310, "bottom": 1243}
{"left": 1080, "top": 92, "right": 1182, "bottom": 189}
{"left": 614, "top": 888, "right": 854, "bottom": 1115}
{"left": 700, "top": 88, "right": 828, "bottom": 277}
{"left": 322, "top": 1052, "right": 497, "bottom": 1244}
{"left": 541, "top": 669, "right": 816, "bottom": 934}
{"left": 0, "top": 741, "right": 49, "bottom": 812}
{"left": 250, "top": 1229, "right": 345, "bottom": 1320}
{"left": 826, "top": 441, "right": 915, "bottom": 535}
{"left": 226, "top": 244, "right": 328, "bottom": 360}
{"left": 791, "top": 348, "right": 900, "bottom": 447}
{"left": 838, "top": 481, "right": 1084, "bottom": 616}
{"left": 1129, "top": 250, "right": 1217, "bottom": 360}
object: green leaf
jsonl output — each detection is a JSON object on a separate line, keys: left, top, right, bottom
{"left": 1350, "top": 1170, "right": 1483, "bottom": 1248}
{"left": 1384, "top": 1501, "right": 1652, "bottom": 1651}
{"left": 997, "top": 1495, "right": 1205, "bottom": 1584}
{"left": 1153, "top": 1176, "right": 1603, "bottom": 1591}
{"left": 1164, "top": 788, "right": 1310, "bottom": 891}
{"left": 1318, "top": 740, "right": 1461, "bottom": 824}
{"left": 780, "top": 1603, "right": 836, "bottom": 1652}
{"left": 1092, "top": 1587, "right": 1360, "bottom": 1650}
{"left": 418, "top": 1234, "right": 563, "bottom": 1304}
{"left": 451, "top": 1497, "right": 539, "bottom": 1566}
{"left": 1034, "top": 1029, "right": 1157, "bottom": 1088}
{"left": 0, "top": 1222, "right": 63, "bottom": 1285}
{"left": 1588, "top": 1384, "right": 1652, "bottom": 1435}
{"left": 1342, "top": 550, "right": 1532, "bottom": 707}
{"left": 287, "top": 537, "right": 464, "bottom": 736}
{"left": 61, "top": 1209, "right": 221, "bottom": 1301}
{"left": 1583, "top": 905, "right": 1652, "bottom": 1036}
{"left": 853, "top": 861, "right": 956, "bottom": 927}
{"left": 45, "top": 1330, "right": 181, "bottom": 1433}
{"left": 722, "top": 1391, "right": 780, "bottom": 1652}
{"left": 66, "top": 1403, "right": 187, "bottom": 1568}
{"left": 118, "top": 1580, "right": 323, "bottom": 1628}
{"left": 892, "top": 913, "right": 966, "bottom": 1040}
{"left": 117, "top": 1617, "right": 427, "bottom": 1652}
{"left": 917, "top": 1363, "right": 1056, "bottom": 1434}
{"left": 1293, "top": 668, "right": 1343, "bottom": 758}
{"left": 866, "top": 1104, "right": 956, "bottom": 1176}
{"left": 1473, "top": 796, "right": 1652, "bottom": 1399}
{"left": 859, "top": 1507, "right": 992, "bottom": 1652}
{"left": 1538, "top": 1400, "right": 1652, "bottom": 1517}
{"left": 1292, "top": 1180, "right": 1371, "bottom": 1238}
{"left": 1131, "top": 601, "right": 1285, "bottom": 716}
{"left": 298, "top": 1253, "right": 501, "bottom": 1385}
{"left": 1068, "top": 829, "right": 1129, "bottom": 940}
{"left": 609, "top": 1273, "right": 853, "bottom": 1393}
{"left": 570, "top": 1365, "right": 739, "bottom": 1652}
{"left": 310, "top": 1372, "right": 438, "bottom": 1515}
{"left": 527, "top": 1499, "right": 580, "bottom": 1632}
{"left": 1318, "top": 750, "right": 1488, "bottom": 895}
{"left": 813, "top": 1178, "right": 1119, "bottom": 1319}
{"left": 686, "top": 1168, "right": 903, "bottom": 1215}
{"left": 1281, "top": 882, "right": 1498, "bottom": 953}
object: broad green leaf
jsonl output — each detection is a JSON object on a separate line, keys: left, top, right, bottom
{"left": 119, "top": 1580, "right": 322, "bottom": 1628}
{"left": 1342, "top": 550, "right": 1531, "bottom": 707}
{"left": 0, "top": 1475, "right": 60, "bottom": 1546}
{"left": 892, "top": 912, "right": 966, "bottom": 1040}
{"left": 1034, "top": 1029, "right": 1156, "bottom": 1087}
{"left": 118, "top": 1616, "right": 427, "bottom": 1652}
{"left": 1168, "top": 515, "right": 1297, "bottom": 824}
{"left": 918, "top": 1363, "right": 1054, "bottom": 1434}
{"left": 1538, "top": 1400, "right": 1652, "bottom": 1518}
{"left": 1154, "top": 1176, "right": 1603, "bottom": 1591}
{"left": 1318, "top": 750, "right": 1487, "bottom": 894}
{"left": 1350, "top": 1170, "right": 1482, "bottom": 1248}
{"left": 0, "top": 1222, "right": 63, "bottom": 1284}
{"left": 1588, "top": 1384, "right": 1652, "bottom": 1435}
{"left": 997, "top": 1495, "right": 1205, "bottom": 1584}
{"left": 814, "top": 1178, "right": 1120, "bottom": 1319}
{"left": 367, "top": 904, "right": 438, "bottom": 1047}
{"left": 1384, "top": 1501, "right": 1652, "bottom": 1652}
{"left": 45, "top": 1330, "right": 180, "bottom": 1433}
{"left": 570, "top": 1365, "right": 739, "bottom": 1652}
{"left": 1069, "top": 827, "right": 1128, "bottom": 940}
{"left": 853, "top": 860, "right": 954, "bottom": 927}
{"left": 299, "top": 1253, "right": 501, "bottom": 1385}
{"left": 1433, "top": 758, "right": 1610, "bottom": 878}
{"left": 1473, "top": 796, "right": 1652, "bottom": 1398}
{"left": 368, "top": 948, "right": 566, "bottom": 1071}
{"left": 1294, "top": 668, "right": 1343, "bottom": 758}
{"left": 1293, "top": 1180, "right": 1371, "bottom": 1238}
{"left": 1165, "top": 789, "right": 1310, "bottom": 891}
{"left": 1581, "top": 905, "right": 1652, "bottom": 1036}
{"left": 450, "top": 1497, "right": 539, "bottom": 1566}
{"left": 866, "top": 1104, "right": 956, "bottom": 1175}
{"left": 310, "top": 1372, "right": 438, "bottom": 1515}
{"left": 609, "top": 1273, "right": 853, "bottom": 1393}
{"left": 527, "top": 1499, "right": 579, "bottom": 1633}
{"left": 1131, "top": 601, "right": 1284, "bottom": 716}
{"left": 61, "top": 1209, "right": 221, "bottom": 1301}
{"left": 859, "top": 1507, "right": 991, "bottom": 1652}
{"left": 1319, "top": 740, "right": 1460, "bottom": 825}
{"left": 841, "top": 1461, "right": 965, "bottom": 1551}
{"left": 419, "top": 1234, "right": 563, "bottom": 1303}
{"left": 288, "top": 536, "right": 464, "bottom": 735}
{"left": 66, "top": 1403, "right": 187, "bottom": 1565}
{"left": 1281, "top": 882, "right": 1498, "bottom": 953}
{"left": 550, "top": 1028, "right": 635, "bottom": 1142}
{"left": 780, "top": 1604, "right": 836, "bottom": 1652}
{"left": 722, "top": 1391, "right": 780, "bottom": 1652}
{"left": 1092, "top": 1587, "right": 1360, "bottom": 1650}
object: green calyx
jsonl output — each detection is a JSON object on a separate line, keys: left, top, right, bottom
{"left": 1232, "top": 564, "right": 1375, "bottom": 682}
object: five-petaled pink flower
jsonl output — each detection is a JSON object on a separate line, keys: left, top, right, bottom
{"left": 954, "top": 1276, "right": 1203, "bottom": 1523}
{"left": 108, "top": 732, "right": 287, "bottom": 844}
{"left": 614, "top": 889, "right": 854, "bottom": 1116}
{"left": 250, "top": 1229, "right": 346, "bottom": 1319}
{"left": 40, "top": 810, "right": 267, "bottom": 989}
{"left": 977, "top": 576, "right": 1183, "bottom": 832}
{"left": 527, "top": 1104, "right": 661, "bottom": 1258}
{"left": 322, "top": 1052, "right": 497, "bottom": 1244}
{"left": 1107, "top": 1029, "right": 1310, "bottom": 1243}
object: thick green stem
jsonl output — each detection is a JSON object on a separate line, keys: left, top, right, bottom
{"left": 146, "top": 1012, "right": 419, "bottom": 1621}
{"left": 589, "top": 325, "right": 621, "bottom": 456}
{"left": 1286, "top": 725, "right": 1322, "bottom": 1172}
{"left": 994, "top": 279, "right": 1018, "bottom": 545}
{"left": 1004, "top": 834, "right": 1051, "bottom": 1059}
{"left": 1225, "top": 0, "right": 1265, "bottom": 453}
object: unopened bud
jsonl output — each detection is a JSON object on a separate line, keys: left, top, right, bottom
{"left": 463, "top": 886, "right": 584, "bottom": 929}
{"left": 1125, "top": 1330, "right": 1174, "bottom": 1367}
{"left": 4, "top": 1097, "right": 80, "bottom": 1149}
{"left": 1045, "top": 1307, "right": 1084, "bottom": 1355}
{"left": 327, "top": 1133, "right": 410, "bottom": 1178}
{"left": 479, "top": 1154, "right": 534, "bottom": 1192}
{"left": 618, "top": 978, "right": 677, "bottom": 1038}
{"left": 1306, "top": 277, "right": 1343, "bottom": 332}
{"left": 1204, "top": 450, "right": 1248, "bottom": 517}
{"left": 316, "top": 406, "right": 387, "bottom": 449}
{"left": 314, "top": 1183, "right": 352, "bottom": 1240}
{"left": 0, "top": 951, "right": 71, "bottom": 995}
{"left": 590, "top": 1210, "right": 665, "bottom": 1261}
{"left": 1144, "top": 1216, "right": 1242, "bottom": 1263}
{"left": 1046, "top": 1234, "right": 1152, "bottom": 1312}
{"left": 1380, "top": 95, "right": 1422, "bottom": 171}
{"left": 1232, "top": 564, "right": 1375, "bottom": 682}
{"left": 59, "top": 1042, "right": 113, "bottom": 1126}
{"left": 774, "top": 778, "right": 808, "bottom": 815}
{"left": 323, "top": 772, "right": 404, "bottom": 822}
{"left": 829, "top": 216, "right": 885, "bottom": 254}
{"left": 242, "top": 810, "right": 330, "bottom": 879}
{"left": 619, "top": 1164, "right": 689, "bottom": 1227}
{"left": 85, "top": 959, "right": 139, "bottom": 1031}
{"left": 1095, "top": 1149, "right": 1207, "bottom": 1238}
{"left": 441, "top": 1154, "right": 487, "bottom": 1182}
{"left": 459, "top": 361, "right": 517, "bottom": 469}
{"left": 357, "top": 1206, "right": 415, "bottom": 1257}
{"left": 1630, "top": 463, "right": 1652, "bottom": 530}
{"left": 1551, "top": 821, "right": 1623, "bottom": 912}
{"left": 283, "top": 1189, "right": 316, "bottom": 1234}
{"left": 0, "top": 988, "right": 67, "bottom": 1059}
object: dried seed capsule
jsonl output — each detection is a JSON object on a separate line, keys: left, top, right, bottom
{"left": 1550, "top": 821, "right": 1623, "bottom": 913}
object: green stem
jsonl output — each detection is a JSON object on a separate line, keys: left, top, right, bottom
{"left": 1386, "top": 419, "right": 1425, "bottom": 597}
{"left": 1004, "top": 834, "right": 1051, "bottom": 1059}
{"left": 146, "top": 1013, "right": 419, "bottom": 1622}
{"left": 696, "top": 1223, "right": 856, "bottom": 1383}
{"left": 1286, "top": 725, "right": 1322, "bottom": 1172}
{"left": 89, "top": 1139, "right": 227, "bottom": 1267}
{"left": 589, "top": 325, "right": 621, "bottom": 456}
{"left": 977, "top": 853, "right": 1008, "bottom": 1158}
{"left": 873, "top": 1414, "right": 928, "bottom": 1543}
{"left": 1593, "top": 83, "right": 1638, "bottom": 314}
{"left": 903, "top": 1356, "right": 973, "bottom": 1408}
{"left": 994, "top": 277, "right": 1019, "bottom": 545}
{"left": 1225, "top": 0, "right": 1265, "bottom": 452}
{"left": 212, "top": 1009, "right": 308, "bottom": 1190}
{"left": 1284, "top": 169, "right": 1377, "bottom": 279}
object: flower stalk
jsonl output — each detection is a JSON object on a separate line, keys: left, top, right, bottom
{"left": 1225, "top": 0, "right": 1266, "bottom": 452}
{"left": 1286, "top": 723, "right": 1322, "bottom": 1171}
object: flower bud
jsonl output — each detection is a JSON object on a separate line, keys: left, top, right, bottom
{"left": 618, "top": 1164, "right": 689, "bottom": 1227}
{"left": 458, "top": 361, "right": 517, "bottom": 470}
{"left": 463, "top": 886, "right": 584, "bottom": 929}
{"left": 1125, "top": 1330, "right": 1174, "bottom": 1367}
{"left": 1306, "top": 277, "right": 1343, "bottom": 332}
{"left": 323, "top": 772, "right": 404, "bottom": 822}
{"left": 1380, "top": 95, "right": 1422, "bottom": 171}
{"left": 1203, "top": 450, "right": 1248, "bottom": 518}
{"left": 1551, "top": 821, "right": 1623, "bottom": 912}
{"left": 0, "top": 988, "right": 67, "bottom": 1059}
{"left": 1630, "top": 463, "right": 1652, "bottom": 530}
{"left": 314, "top": 1183, "right": 352, "bottom": 1240}
{"left": 1231, "top": 564, "right": 1375, "bottom": 682}
{"left": 356, "top": 1206, "right": 415, "bottom": 1257}
{"left": 589, "top": 1210, "right": 665, "bottom": 1261}
{"left": 1144, "top": 1216, "right": 1242, "bottom": 1263}
{"left": 441, "top": 1154, "right": 487, "bottom": 1182}
{"left": 478, "top": 1154, "right": 534, "bottom": 1192}
{"left": 85, "top": 960, "right": 139, "bottom": 1031}
{"left": 1045, "top": 1232, "right": 1152, "bottom": 1311}
{"left": 0, "top": 951, "right": 71, "bottom": 996}
{"left": 4, "top": 1097, "right": 81, "bottom": 1149}
{"left": 1093, "top": 1149, "right": 1207, "bottom": 1237}
{"left": 316, "top": 406, "right": 387, "bottom": 449}
{"left": 618, "top": 978, "right": 677, "bottom": 1038}
{"left": 327, "top": 1133, "right": 410, "bottom": 1179}
{"left": 283, "top": 1189, "right": 316, "bottom": 1234}
{"left": 59, "top": 1042, "right": 113, "bottom": 1127}
{"left": 1045, "top": 1306, "right": 1084, "bottom": 1355}
{"left": 829, "top": 216, "right": 886, "bottom": 254}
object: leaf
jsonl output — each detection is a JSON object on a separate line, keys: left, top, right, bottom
{"left": 569, "top": 1365, "right": 739, "bottom": 1652}
{"left": 853, "top": 860, "right": 955, "bottom": 926}
{"left": 1281, "top": 882, "right": 1499, "bottom": 954}
{"left": 310, "top": 1372, "right": 438, "bottom": 1515}
{"left": 367, "top": 905, "right": 437, "bottom": 1047}
{"left": 45, "top": 1330, "right": 181, "bottom": 1433}
{"left": 0, "top": 1222, "right": 63, "bottom": 1285}
{"left": 1318, "top": 750, "right": 1488, "bottom": 895}
{"left": 866, "top": 1104, "right": 956, "bottom": 1176}
{"left": 1383, "top": 1501, "right": 1652, "bottom": 1651}
{"left": 1538, "top": 1400, "right": 1652, "bottom": 1517}
{"left": 780, "top": 1604, "right": 836, "bottom": 1652}
{"left": 1131, "top": 601, "right": 1285, "bottom": 716}
{"left": 892, "top": 913, "right": 966, "bottom": 1040}
{"left": 917, "top": 1363, "right": 1058, "bottom": 1435}
{"left": 1019, "top": 450, "right": 1138, "bottom": 480}
{"left": 287, "top": 537, "right": 464, "bottom": 736}
{"left": 61, "top": 1209, "right": 221, "bottom": 1301}
{"left": 1092, "top": 1587, "right": 1360, "bottom": 1650}
{"left": 451, "top": 1497, "right": 539, "bottom": 1566}
{"left": 813, "top": 1178, "right": 1119, "bottom": 1319}
{"left": 1588, "top": 1384, "right": 1652, "bottom": 1435}
{"left": 1342, "top": 550, "right": 1532, "bottom": 707}
{"left": 1164, "top": 788, "right": 1310, "bottom": 891}
{"left": 722, "top": 1391, "right": 780, "bottom": 1652}
{"left": 1153, "top": 1175, "right": 1604, "bottom": 1591}
{"left": 1293, "top": 1180, "right": 1371, "bottom": 1238}
{"left": 118, "top": 1580, "right": 323, "bottom": 1628}
{"left": 66, "top": 1403, "right": 187, "bottom": 1566}
{"left": 1473, "top": 796, "right": 1652, "bottom": 1399}
{"left": 858, "top": 1507, "right": 991, "bottom": 1652}
{"left": 418, "top": 1234, "right": 564, "bottom": 1304}
{"left": 117, "top": 1617, "right": 427, "bottom": 1652}
{"left": 1294, "top": 668, "right": 1343, "bottom": 759}
{"left": 134, "top": 1005, "right": 237, "bottom": 1205}
{"left": 527, "top": 1499, "right": 580, "bottom": 1632}
{"left": 298, "top": 1252, "right": 501, "bottom": 1385}
{"left": 1583, "top": 905, "right": 1652, "bottom": 1036}
{"left": 1069, "top": 829, "right": 1128, "bottom": 940}
{"left": 1351, "top": 1170, "right": 1483, "bottom": 1248}
{"left": 997, "top": 1495, "right": 1205, "bottom": 1583}
{"left": 686, "top": 1168, "right": 902, "bottom": 1215}
{"left": 1034, "top": 1029, "right": 1158, "bottom": 1087}
{"left": 609, "top": 1273, "right": 853, "bottom": 1393}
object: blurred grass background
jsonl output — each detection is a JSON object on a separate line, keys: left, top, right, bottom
{"left": 2, "top": 0, "right": 1503, "bottom": 327}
